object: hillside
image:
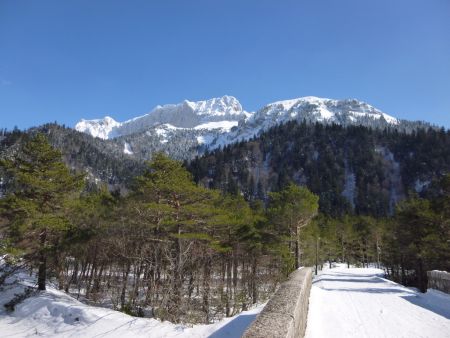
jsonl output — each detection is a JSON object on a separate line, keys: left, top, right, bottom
{"left": 188, "top": 121, "right": 450, "bottom": 216}
{"left": 1, "top": 121, "right": 448, "bottom": 216}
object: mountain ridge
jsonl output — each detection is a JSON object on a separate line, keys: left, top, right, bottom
{"left": 75, "top": 96, "right": 250, "bottom": 140}
{"left": 75, "top": 95, "right": 399, "bottom": 145}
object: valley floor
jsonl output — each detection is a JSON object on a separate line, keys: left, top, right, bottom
{"left": 305, "top": 264, "right": 450, "bottom": 338}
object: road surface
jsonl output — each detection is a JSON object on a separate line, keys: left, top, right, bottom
{"left": 305, "top": 265, "right": 450, "bottom": 338}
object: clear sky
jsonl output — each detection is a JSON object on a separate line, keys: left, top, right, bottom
{"left": 1, "top": 0, "right": 449, "bottom": 130}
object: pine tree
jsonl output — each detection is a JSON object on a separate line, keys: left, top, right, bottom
{"left": 130, "top": 152, "right": 220, "bottom": 321}
{"left": 268, "top": 183, "right": 319, "bottom": 269}
{"left": 393, "top": 198, "right": 439, "bottom": 292}
{"left": 0, "top": 133, "right": 84, "bottom": 290}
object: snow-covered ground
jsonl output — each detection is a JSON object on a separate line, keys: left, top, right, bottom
{"left": 305, "top": 264, "right": 450, "bottom": 338}
{"left": 0, "top": 267, "right": 264, "bottom": 338}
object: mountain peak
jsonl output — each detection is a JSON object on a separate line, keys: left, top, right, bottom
{"left": 75, "top": 116, "right": 120, "bottom": 140}
{"left": 259, "top": 96, "right": 398, "bottom": 124}
{"left": 177, "top": 96, "right": 243, "bottom": 117}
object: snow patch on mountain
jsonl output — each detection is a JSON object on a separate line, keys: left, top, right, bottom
{"left": 123, "top": 142, "right": 133, "bottom": 155}
{"left": 342, "top": 162, "right": 356, "bottom": 209}
{"left": 194, "top": 120, "right": 238, "bottom": 131}
{"left": 153, "top": 124, "right": 183, "bottom": 144}
{"left": 197, "top": 135, "right": 216, "bottom": 145}
{"left": 382, "top": 113, "right": 399, "bottom": 124}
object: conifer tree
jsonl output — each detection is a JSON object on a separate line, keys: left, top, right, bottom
{"left": 393, "top": 197, "right": 445, "bottom": 292}
{"left": 131, "top": 153, "right": 219, "bottom": 320}
{"left": 0, "top": 134, "right": 84, "bottom": 290}
{"left": 268, "top": 183, "right": 319, "bottom": 269}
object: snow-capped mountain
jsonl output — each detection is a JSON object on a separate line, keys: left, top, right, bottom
{"left": 254, "top": 97, "right": 398, "bottom": 125}
{"left": 208, "top": 96, "right": 398, "bottom": 149}
{"left": 75, "top": 95, "right": 400, "bottom": 158}
{"left": 75, "top": 96, "right": 250, "bottom": 140}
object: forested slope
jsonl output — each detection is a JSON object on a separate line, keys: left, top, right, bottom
{"left": 188, "top": 121, "right": 450, "bottom": 217}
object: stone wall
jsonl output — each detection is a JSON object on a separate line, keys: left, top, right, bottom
{"left": 427, "top": 270, "right": 450, "bottom": 294}
{"left": 242, "top": 267, "right": 313, "bottom": 338}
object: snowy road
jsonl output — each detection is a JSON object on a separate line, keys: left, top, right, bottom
{"left": 305, "top": 265, "right": 450, "bottom": 338}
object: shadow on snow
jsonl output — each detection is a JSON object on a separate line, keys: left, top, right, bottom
{"left": 401, "top": 293, "right": 450, "bottom": 320}
{"left": 313, "top": 277, "right": 384, "bottom": 284}
{"left": 208, "top": 313, "right": 258, "bottom": 338}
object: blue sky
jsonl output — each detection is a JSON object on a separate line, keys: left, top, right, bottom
{"left": 0, "top": 0, "right": 449, "bottom": 130}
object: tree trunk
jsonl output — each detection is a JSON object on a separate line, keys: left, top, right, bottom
{"left": 315, "top": 237, "right": 319, "bottom": 275}
{"left": 295, "top": 226, "right": 300, "bottom": 269}
{"left": 401, "top": 256, "right": 406, "bottom": 286}
{"left": 170, "top": 224, "right": 182, "bottom": 315}
{"left": 417, "top": 258, "right": 426, "bottom": 293}
{"left": 120, "top": 262, "right": 131, "bottom": 309}
{"left": 93, "top": 263, "right": 105, "bottom": 295}
{"left": 65, "top": 261, "right": 78, "bottom": 293}
{"left": 54, "top": 252, "right": 65, "bottom": 290}
{"left": 187, "top": 271, "right": 195, "bottom": 300}
{"left": 38, "top": 229, "right": 47, "bottom": 291}
{"left": 226, "top": 255, "right": 232, "bottom": 317}
{"left": 251, "top": 256, "right": 258, "bottom": 304}
{"left": 202, "top": 256, "right": 211, "bottom": 323}
{"left": 376, "top": 237, "right": 381, "bottom": 269}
